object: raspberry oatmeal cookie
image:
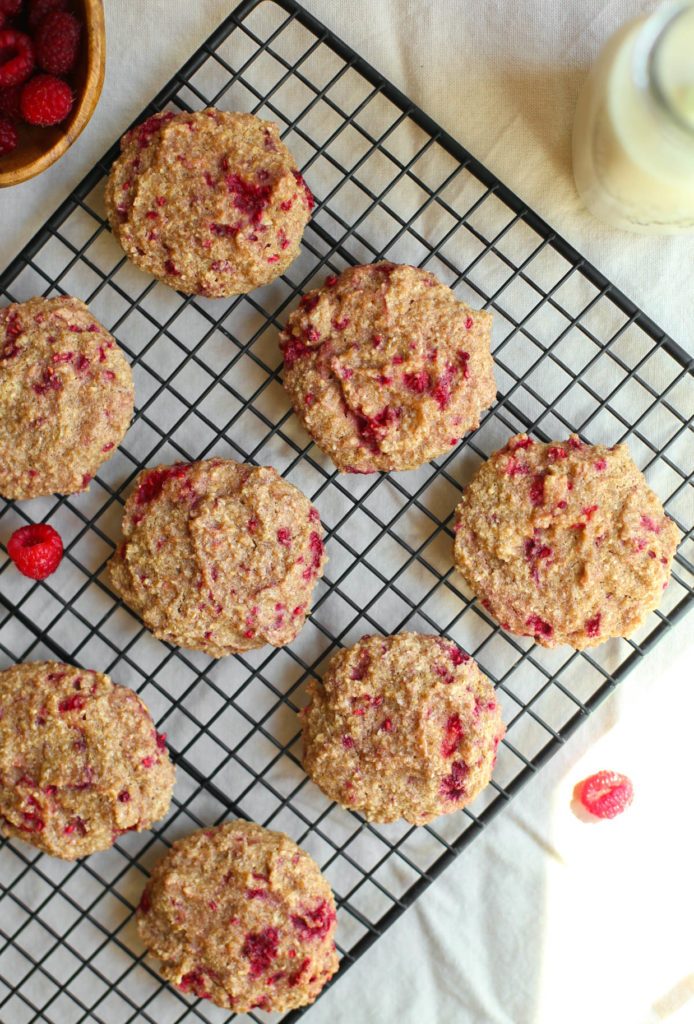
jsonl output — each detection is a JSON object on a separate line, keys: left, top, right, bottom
{"left": 0, "top": 661, "right": 174, "bottom": 859}
{"left": 453, "top": 434, "right": 680, "bottom": 648}
{"left": 105, "top": 109, "right": 314, "bottom": 297}
{"left": 280, "top": 263, "right": 496, "bottom": 473}
{"left": 137, "top": 821, "right": 339, "bottom": 1013}
{"left": 108, "top": 458, "right": 326, "bottom": 658}
{"left": 0, "top": 296, "right": 134, "bottom": 500}
{"left": 301, "top": 632, "right": 504, "bottom": 825}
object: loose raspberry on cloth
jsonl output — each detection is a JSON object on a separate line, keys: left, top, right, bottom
{"left": 575, "top": 770, "right": 634, "bottom": 819}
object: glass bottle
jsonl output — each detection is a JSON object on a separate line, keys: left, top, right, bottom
{"left": 572, "top": 1, "right": 694, "bottom": 233}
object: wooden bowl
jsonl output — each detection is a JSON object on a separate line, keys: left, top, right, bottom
{"left": 0, "top": 0, "right": 105, "bottom": 188}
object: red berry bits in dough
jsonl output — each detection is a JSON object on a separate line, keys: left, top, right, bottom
{"left": 137, "top": 821, "right": 338, "bottom": 1013}
{"left": 453, "top": 434, "right": 680, "bottom": 648}
{"left": 0, "top": 296, "right": 134, "bottom": 500}
{"left": 0, "top": 661, "right": 175, "bottom": 859}
{"left": 280, "top": 263, "right": 496, "bottom": 473}
{"left": 104, "top": 109, "right": 313, "bottom": 297}
{"left": 108, "top": 458, "right": 326, "bottom": 658}
{"left": 576, "top": 770, "right": 634, "bottom": 819}
{"left": 7, "top": 523, "right": 62, "bottom": 579}
{"left": 301, "top": 632, "right": 505, "bottom": 825}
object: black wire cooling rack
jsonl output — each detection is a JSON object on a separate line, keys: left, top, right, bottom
{"left": 1, "top": 1, "right": 693, "bottom": 1021}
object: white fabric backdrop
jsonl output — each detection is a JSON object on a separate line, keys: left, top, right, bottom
{"left": 1, "top": 3, "right": 693, "bottom": 1023}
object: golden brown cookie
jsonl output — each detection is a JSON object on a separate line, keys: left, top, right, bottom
{"left": 108, "top": 458, "right": 326, "bottom": 658}
{"left": 0, "top": 296, "right": 134, "bottom": 500}
{"left": 279, "top": 263, "right": 496, "bottom": 473}
{"left": 301, "top": 633, "right": 504, "bottom": 825}
{"left": 453, "top": 434, "right": 681, "bottom": 648}
{"left": 105, "top": 109, "right": 313, "bottom": 297}
{"left": 137, "top": 821, "right": 339, "bottom": 1013}
{"left": 0, "top": 661, "right": 174, "bottom": 859}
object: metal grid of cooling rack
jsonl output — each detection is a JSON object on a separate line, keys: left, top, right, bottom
{"left": 1, "top": 0, "right": 693, "bottom": 1021}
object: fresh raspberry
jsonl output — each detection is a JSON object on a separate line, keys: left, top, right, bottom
{"left": 0, "top": 28, "right": 34, "bottom": 86}
{"left": 34, "top": 10, "right": 80, "bottom": 75}
{"left": 7, "top": 523, "right": 63, "bottom": 580}
{"left": 0, "top": 112, "right": 17, "bottom": 154}
{"left": 0, "top": 82, "right": 21, "bottom": 118}
{"left": 20, "top": 72, "right": 72, "bottom": 125}
{"left": 577, "top": 770, "right": 634, "bottom": 820}
{"left": 0, "top": 0, "right": 23, "bottom": 14}
{"left": 28, "top": 0, "right": 67, "bottom": 32}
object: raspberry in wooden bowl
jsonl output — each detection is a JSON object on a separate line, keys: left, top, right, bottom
{"left": 0, "top": 0, "right": 105, "bottom": 187}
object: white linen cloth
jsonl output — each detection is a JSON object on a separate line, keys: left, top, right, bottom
{"left": 1, "top": 3, "right": 692, "bottom": 1023}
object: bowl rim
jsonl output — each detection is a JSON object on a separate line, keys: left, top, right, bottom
{"left": 0, "top": 0, "right": 106, "bottom": 189}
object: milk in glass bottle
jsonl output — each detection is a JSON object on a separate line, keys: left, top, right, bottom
{"left": 573, "top": 1, "right": 694, "bottom": 233}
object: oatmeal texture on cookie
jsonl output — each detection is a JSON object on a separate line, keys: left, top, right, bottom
{"left": 453, "top": 434, "right": 681, "bottom": 648}
{"left": 301, "top": 632, "right": 504, "bottom": 825}
{"left": 0, "top": 296, "right": 134, "bottom": 500}
{"left": 280, "top": 262, "right": 496, "bottom": 473}
{"left": 105, "top": 109, "right": 313, "bottom": 297}
{"left": 137, "top": 821, "right": 338, "bottom": 1013}
{"left": 109, "top": 458, "right": 326, "bottom": 658}
{"left": 0, "top": 661, "right": 174, "bottom": 859}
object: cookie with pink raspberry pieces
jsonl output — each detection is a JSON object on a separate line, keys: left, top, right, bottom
{"left": 105, "top": 109, "right": 313, "bottom": 297}
{"left": 0, "top": 661, "right": 174, "bottom": 859}
{"left": 453, "top": 434, "right": 681, "bottom": 648}
{"left": 301, "top": 632, "right": 504, "bottom": 825}
{"left": 0, "top": 296, "right": 134, "bottom": 500}
{"left": 108, "top": 458, "right": 326, "bottom": 658}
{"left": 137, "top": 821, "right": 339, "bottom": 1013}
{"left": 280, "top": 263, "right": 496, "bottom": 473}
